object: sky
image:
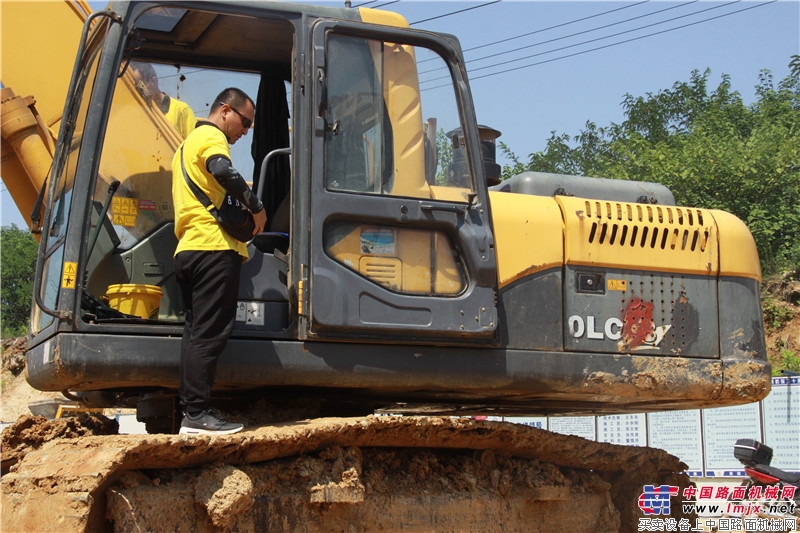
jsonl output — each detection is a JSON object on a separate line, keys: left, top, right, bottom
{"left": 2, "top": 0, "right": 798, "bottom": 228}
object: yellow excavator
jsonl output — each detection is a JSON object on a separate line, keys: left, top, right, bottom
{"left": 1, "top": 1, "right": 770, "bottom": 531}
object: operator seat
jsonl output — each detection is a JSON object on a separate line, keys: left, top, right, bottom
{"left": 268, "top": 193, "right": 289, "bottom": 233}
{"left": 251, "top": 193, "right": 289, "bottom": 254}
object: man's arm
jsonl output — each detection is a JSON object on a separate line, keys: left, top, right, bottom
{"left": 206, "top": 155, "right": 264, "bottom": 214}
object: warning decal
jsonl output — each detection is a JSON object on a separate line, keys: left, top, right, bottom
{"left": 111, "top": 197, "right": 138, "bottom": 227}
{"left": 236, "top": 301, "right": 265, "bottom": 326}
{"left": 62, "top": 262, "right": 78, "bottom": 289}
{"left": 607, "top": 279, "right": 627, "bottom": 291}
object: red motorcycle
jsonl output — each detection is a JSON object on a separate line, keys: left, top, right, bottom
{"left": 733, "top": 438, "right": 799, "bottom": 517}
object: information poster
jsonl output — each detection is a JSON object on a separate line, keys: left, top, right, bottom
{"left": 702, "top": 403, "right": 761, "bottom": 477}
{"left": 761, "top": 376, "right": 800, "bottom": 471}
{"left": 647, "top": 410, "right": 704, "bottom": 477}
{"left": 549, "top": 416, "right": 595, "bottom": 440}
{"left": 597, "top": 414, "right": 646, "bottom": 446}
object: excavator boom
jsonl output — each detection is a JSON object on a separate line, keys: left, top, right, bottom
{"left": 1, "top": 1, "right": 92, "bottom": 228}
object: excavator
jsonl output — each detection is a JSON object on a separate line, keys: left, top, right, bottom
{"left": 1, "top": 1, "right": 771, "bottom": 532}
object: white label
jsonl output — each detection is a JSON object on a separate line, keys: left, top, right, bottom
{"left": 236, "top": 301, "right": 265, "bottom": 326}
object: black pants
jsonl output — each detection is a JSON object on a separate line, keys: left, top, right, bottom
{"left": 175, "top": 249, "right": 241, "bottom": 416}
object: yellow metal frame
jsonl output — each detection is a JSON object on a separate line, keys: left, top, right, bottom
{"left": 489, "top": 191, "right": 564, "bottom": 288}
{"left": 559, "top": 196, "right": 719, "bottom": 276}
{"left": 490, "top": 192, "right": 762, "bottom": 288}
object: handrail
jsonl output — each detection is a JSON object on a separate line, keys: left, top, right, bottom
{"left": 257, "top": 147, "right": 292, "bottom": 200}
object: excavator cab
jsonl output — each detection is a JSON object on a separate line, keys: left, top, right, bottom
{"left": 38, "top": 1, "right": 497, "bottom": 331}
{"left": 24, "top": 1, "right": 501, "bottom": 423}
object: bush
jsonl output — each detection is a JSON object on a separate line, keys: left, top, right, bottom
{"left": 1, "top": 224, "right": 37, "bottom": 338}
{"left": 761, "top": 296, "right": 795, "bottom": 332}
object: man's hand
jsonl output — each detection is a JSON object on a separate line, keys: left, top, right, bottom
{"left": 252, "top": 208, "right": 267, "bottom": 235}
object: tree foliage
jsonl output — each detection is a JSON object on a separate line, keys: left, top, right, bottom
{"left": 435, "top": 127, "right": 454, "bottom": 185}
{"left": 1, "top": 224, "right": 38, "bottom": 337}
{"left": 502, "top": 59, "right": 800, "bottom": 275}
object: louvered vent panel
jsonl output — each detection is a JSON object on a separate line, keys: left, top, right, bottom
{"left": 359, "top": 257, "right": 402, "bottom": 290}
{"left": 583, "top": 200, "right": 710, "bottom": 253}
{"left": 558, "top": 196, "right": 718, "bottom": 274}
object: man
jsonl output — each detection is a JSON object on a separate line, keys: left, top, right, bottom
{"left": 172, "top": 88, "right": 267, "bottom": 435}
{"left": 131, "top": 61, "right": 197, "bottom": 139}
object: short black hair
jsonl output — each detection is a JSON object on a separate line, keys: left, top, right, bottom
{"left": 130, "top": 61, "right": 157, "bottom": 82}
{"left": 211, "top": 88, "right": 254, "bottom": 113}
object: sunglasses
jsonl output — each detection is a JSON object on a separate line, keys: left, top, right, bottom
{"left": 227, "top": 104, "right": 252, "bottom": 129}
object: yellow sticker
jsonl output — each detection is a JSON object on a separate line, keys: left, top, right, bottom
{"left": 62, "top": 262, "right": 78, "bottom": 289}
{"left": 111, "top": 197, "right": 138, "bottom": 227}
{"left": 607, "top": 279, "right": 627, "bottom": 291}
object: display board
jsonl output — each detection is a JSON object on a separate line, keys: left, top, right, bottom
{"left": 540, "top": 378, "right": 798, "bottom": 477}
{"left": 761, "top": 376, "right": 800, "bottom": 472}
{"left": 548, "top": 416, "right": 596, "bottom": 440}
{"left": 647, "top": 410, "right": 704, "bottom": 477}
{"left": 703, "top": 402, "right": 762, "bottom": 477}
{"left": 598, "top": 414, "right": 646, "bottom": 446}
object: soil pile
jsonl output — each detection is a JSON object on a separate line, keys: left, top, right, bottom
{"left": 2, "top": 415, "right": 691, "bottom": 533}
{"left": 1, "top": 337, "right": 66, "bottom": 423}
{"left": 1, "top": 414, "right": 118, "bottom": 475}
{"left": 763, "top": 272, "right": 800, "bottom": 370}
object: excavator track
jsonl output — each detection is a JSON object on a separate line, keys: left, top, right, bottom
{"left": 2, "top": 414, "right": 693, "bottom": 533}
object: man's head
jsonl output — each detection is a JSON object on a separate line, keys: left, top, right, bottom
{"left": 209, "top": 88, "right": 255, "bottom": 144}
{"left": 130, "top": 61, "right": 160, "bottom": 103}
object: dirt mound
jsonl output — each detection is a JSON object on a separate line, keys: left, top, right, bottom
{"left": 763, "top": 271, "right": 800, "bottom": 307}
{"left": 763, "top": 271, "right": 800, "bottom": 372}
{"left": 106, "top": 445, "right": 623, "bottom": 533}
{"left": 1, "top": 413, "right": 119, "bottom": 475}
{"left": 1, "top": 337, "right": 26, "bottom": 375}
{"left": 2, "top": 415, "right": 691, "bottom": 533}
{"left": 1, "top": 336, "right": 67, "bottom": 423}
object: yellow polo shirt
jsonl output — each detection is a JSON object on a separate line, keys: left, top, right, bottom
{"left": 164, "top": 97, "right": 196, "bottom": 139}
{"left": 172, "top": 122, "right": 248, "bottom": 259}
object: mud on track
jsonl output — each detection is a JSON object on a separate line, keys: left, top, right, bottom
{"left": 1, "top": 414, "right": 693, "bottom": 533}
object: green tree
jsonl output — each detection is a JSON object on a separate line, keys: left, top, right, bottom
{"left": 790, "top": 54, "right": 800, "bottom": 78}
{"left": 501, "top": 63, "right": 800, "bottom": 275}
{"left": 435, "top": 128, "right": 454, "bottom": 185}
{"left": 1, "top": 224, "right": 38, "bottom": 337}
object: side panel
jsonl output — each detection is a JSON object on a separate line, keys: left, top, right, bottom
{"left": 496, "top": 269, "right": 563, "bottom": 351}
{"left": 719, "top": 276, "right": 766, "bottom": 359}
{"left": 559, "top": 195, "right": 721, "bottom": 357}
{"left": 563, "top": 267, "right": 718, "bottom": 357}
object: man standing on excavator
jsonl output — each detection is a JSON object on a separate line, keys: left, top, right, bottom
{"left": 171, "top": 88, "right": 267, "bottom": 434}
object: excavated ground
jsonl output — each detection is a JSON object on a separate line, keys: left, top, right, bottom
{"left": 1, "top": 413, "right": 693, "bottom": 533}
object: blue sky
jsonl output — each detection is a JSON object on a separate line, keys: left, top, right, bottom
{"left": 2, "top": 0, "right": 798, "bottom": 228}
{"left": 386, "top": 0, "right": 799, "bottom": 159}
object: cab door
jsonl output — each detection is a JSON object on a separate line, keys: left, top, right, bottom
{"left": 305, "top": 21, "right": 497, "bottom": 344}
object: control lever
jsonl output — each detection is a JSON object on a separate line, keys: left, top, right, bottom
{"left": 86, "top": 179, "right": 120, "bottom": 264}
